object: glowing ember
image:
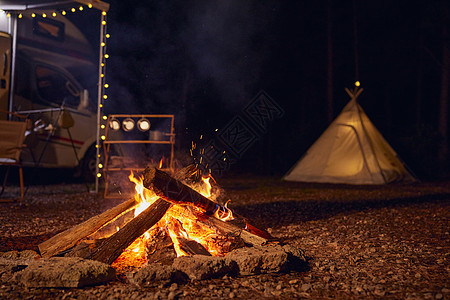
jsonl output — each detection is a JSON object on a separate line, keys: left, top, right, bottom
{"left": 114, "top": 169, "right": 236, "bottom": 267}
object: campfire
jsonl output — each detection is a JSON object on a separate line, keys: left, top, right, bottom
{"left": 37, "top": 166, "right": 273, "bottom": 272}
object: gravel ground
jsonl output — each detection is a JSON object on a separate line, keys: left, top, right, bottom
{"left": 0, "top": 174, "right": 449, "bottom": 299}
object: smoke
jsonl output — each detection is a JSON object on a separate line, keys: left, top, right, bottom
{"left": 182, "top": 1, "right": 278, "bottom": 111}
{"left": 105, "top": 1, "right": 278, "bottom": 115}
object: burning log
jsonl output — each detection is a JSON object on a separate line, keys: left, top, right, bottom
{"left": 191, "top": 209, "right": 268, "bottom": 247}
{"left": 143, "top": 167, "right": 272, "bottom": 240}
{"left": 38, "top": 197, "right": 137, "bottom": 258}
{"left": 39, "top": 166, "right": 273, "bottom": 270}
{"left": 85, "top": 198, "right": 171, "bottom": 265}
{"left": 143, "top": 167, "right": 219, "bottom": 215}
{"left": 144, "top": 227, "right": 177, "bottom": 265}
{"left": 178, "top": 237, "right": 211, "bottom": 256}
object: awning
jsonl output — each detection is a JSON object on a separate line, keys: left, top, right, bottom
{"left": 0, "top": 0, "right": 109, "bottom": 11}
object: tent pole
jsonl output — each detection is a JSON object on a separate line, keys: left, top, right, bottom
{"left": 355, "top": 99, "right": 388, "bottom": 184}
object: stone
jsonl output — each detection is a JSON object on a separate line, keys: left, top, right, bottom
{"left": 225, "top": 244, "right": 307, "bottom": 275}
{"left": 127, "top": 263, "right": 188, "bottom": 287}
{"left": 0, "top": 250, "right": 41, "bottom": 284}
{"left": 13, "top": 257, "right": 116, "bottom": 288}
{"left": 301, "top": 283, "right": 311, "bottom": 291}
{"left": 0, "top": 250, "right": 40, "bottom": 261}
{"left": 172, "top": 255, "right": 238, "bottom": 280}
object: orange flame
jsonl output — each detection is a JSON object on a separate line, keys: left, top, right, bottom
{"left": 128, "top": 172, "right": 159, "bottom": 217}
{"left": 214, "top": 200, "right": 234, "bottom": 221}
{"left": 114, "top": 170, "right": 236, "bottom": 266}
{"left": 200, "top": 176, "right": 212, "bottom": 198}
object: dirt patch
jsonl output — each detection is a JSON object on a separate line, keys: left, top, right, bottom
{"left": 0, "top": 178, "right": 449, "bottom": 299}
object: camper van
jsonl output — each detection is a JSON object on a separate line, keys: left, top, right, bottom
{"left": 0, "top": 2, "right": 108, "bottom": 181}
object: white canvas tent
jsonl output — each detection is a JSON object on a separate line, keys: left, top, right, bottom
{"left": 283, "top": 88, "right": 417, "bottom": 185}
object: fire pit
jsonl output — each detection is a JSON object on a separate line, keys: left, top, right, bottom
{"left": 5, "top": 166, "right": 306, "bottom": 288}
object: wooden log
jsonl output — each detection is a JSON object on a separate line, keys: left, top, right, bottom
{"left": 86, "top": 198, "right": 171, "bottom": 265}
{"left": 190, "top": 208, "right": 268, "bottom": 247}
{"left": 178, "top": 237, "right": 211, "bottom": 256}
{"left": 38, "top": 197, "right": 137, "bottom": 258}
{"left": 143, "top": 167, "right": 219, "bottom": 215}
{"left": 143, "top": 167, "right": 273, "bottom": 240}
{"left": 145, "top": 227, "right": 177, "bottom": 265}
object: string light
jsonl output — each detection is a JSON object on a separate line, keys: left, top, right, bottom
{"left": 5, "top": 4, "right": 95, "bottom": 20}
{"left": 97, "top": 7, "right": 109, "bottom": 183}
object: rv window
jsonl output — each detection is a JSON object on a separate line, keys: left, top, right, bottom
{"left": 35, "top": 66, "right": 79, "bottom": 107}
{"left": 33, "top": 17, "right": 65, "bottom": 41}
{"left": 14, "top": 57, "right": 32, "bottom": 99}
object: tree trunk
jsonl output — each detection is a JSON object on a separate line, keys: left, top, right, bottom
{"left": 326, "top": 0, "right": 334, "bottom": 123}
{"left": 438, "top": 20, "right": 449, "bottom": 163}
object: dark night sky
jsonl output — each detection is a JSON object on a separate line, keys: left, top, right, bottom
{"left": 98, "top": 0, "right": 448, "bottom": 178}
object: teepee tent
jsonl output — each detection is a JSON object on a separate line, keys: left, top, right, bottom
{"left": 284, "top": 88, "right": 417, "bottom": 185}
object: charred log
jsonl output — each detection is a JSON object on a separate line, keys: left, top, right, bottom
{"left": 86, "top": 198, "right": 171, "bottom": 265}
{"left": 145, "top": 227, "right": 177, "bottom": 265}
{"left": 143, "top": 167, "right": 273, "bottom": 240}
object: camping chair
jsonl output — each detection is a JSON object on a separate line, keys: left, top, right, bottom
{"left": 0, "top": 115, "right": 27, "bottom": 202}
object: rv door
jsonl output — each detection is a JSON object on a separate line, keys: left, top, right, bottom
{"left": 0, "top": 32, "right": 10, "bottom": 118}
